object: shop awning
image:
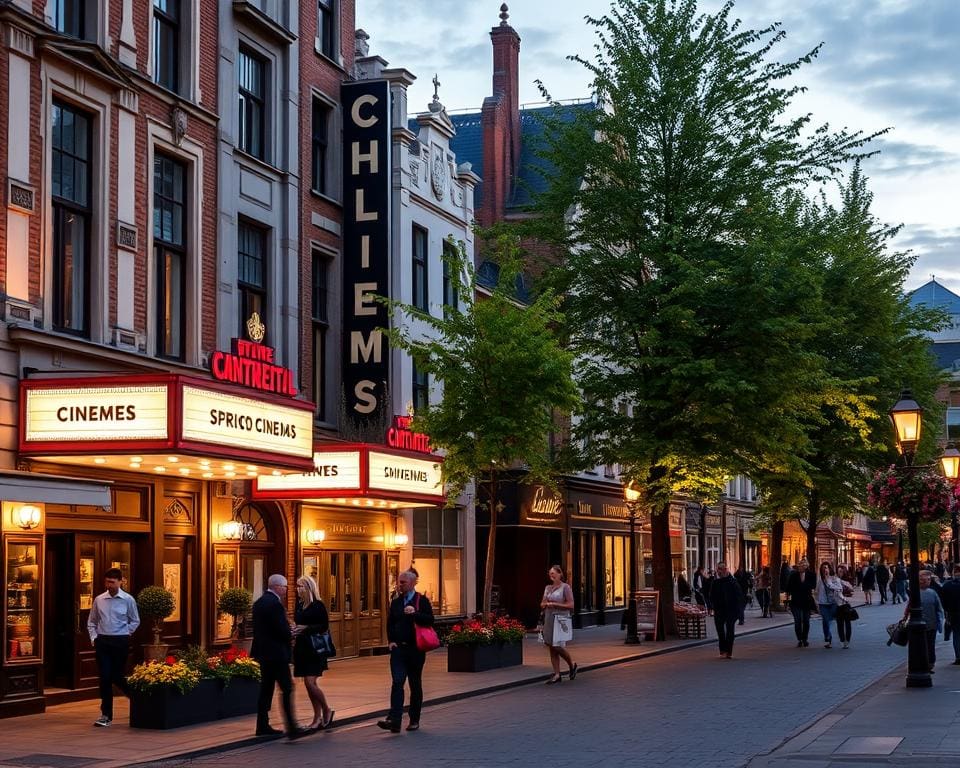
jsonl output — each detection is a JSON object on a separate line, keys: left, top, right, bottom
{"left": 0, "top": 469, "right": 112, "bottom": 506}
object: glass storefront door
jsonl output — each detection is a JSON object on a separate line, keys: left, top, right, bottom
{"left": 307, "top": 549, "right": 385, "bottom": 657}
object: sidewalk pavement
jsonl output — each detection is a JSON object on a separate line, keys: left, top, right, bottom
{"left": 748, "top": 650, "right": 960, "bottom": 767}
{"left": 0, "top": 605, "right": 790, "bottom": 768}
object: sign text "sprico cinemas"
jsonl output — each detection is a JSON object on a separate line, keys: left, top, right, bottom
{"left": 341, "top": 80, "right": 390, "bottom": 422}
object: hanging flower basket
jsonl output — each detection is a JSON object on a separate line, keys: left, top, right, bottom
{"left": 866, "top": 465, "right": 956, "bottom": 523}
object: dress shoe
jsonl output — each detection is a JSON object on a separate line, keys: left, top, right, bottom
{"left": 803, "top": 640, "right": 809, "bottom": 647}
{"left": 256, "top": 726, "right": 282, "bottom": 737}
{"left": 377, "top": 719, "right": 401, "bottom": 733}
{"left": 287, "top": 727, "right": 311, "bottom": 740}
{"left": 406, "top": 721, "right": 420, "bottom": 731}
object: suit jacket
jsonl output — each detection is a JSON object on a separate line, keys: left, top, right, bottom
{"left": 386, "top": 591, "right": 434, "bottom": 648}
{"left": 709, "top": 575, "right": 743, "bottom": 619}
{"left": 785, "top": 570, "right": 817, "bottom": 608}
{"left": 251, "top": 590, "right": 292, "bottom": 665}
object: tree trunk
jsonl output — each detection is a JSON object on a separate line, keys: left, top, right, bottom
{"left": 481, "top": 471, "right": 499, "bottom": 618}
{"left": 651, "top": 501, "right": 677, "bottom": 638}
{"left": 770, "top": 519, "right": 785, "bottom": 611}
{"left": 806, "top": 491, "right": 820, "bottom": 571}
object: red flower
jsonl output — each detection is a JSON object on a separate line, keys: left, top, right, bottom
{"left": 165, "top": 655, "right": 176, "bottom": 665}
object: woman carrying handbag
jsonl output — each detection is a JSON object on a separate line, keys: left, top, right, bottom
{"left": 293, "top": 576, "right": 334, "bottom": 731}
{"left": 540, "top": 565, "right": 577, "bottom": 684}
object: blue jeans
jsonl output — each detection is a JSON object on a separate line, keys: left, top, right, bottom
{"left": 819, "top": 603, "right": 837, "bottom": 643}
{"left": 388, "top": 645, "right": 425, "bottom": 723}
{"left": 895, "top": 581, "right": 907, "bottom": 601}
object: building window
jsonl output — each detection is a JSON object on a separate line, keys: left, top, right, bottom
{"left": 51, "top": 100, "right": 92, "bottom": 336}
{"left": 311, "top": 98, "right": 330, "bottom": 195}
{"left": 312, "top": 251, "right": 329, "bottom": 421}
{"left": 574, "top": 531, "right": 594, "bottom": 611}
{"left": 238, "top": 48, "right": 266, "bottom": 160}
{"left": 318, "top": 0, "right": 335, "bottom": 59}
{"left": 54, "top": 0, "right": 85, "bottom": 37}
{"left": 238, "top": 221, "right": 267, "bottom": 337}
{"left": 412, "top": 225, "right": 428, "bottom": 311}
{"left": 442, "top": 240, "right": 458, "bottom": 318}
{"left": 413, "top": 507, "right": 462, "bottom": 616}
{"left": 684, "top": 534, "right": 699, "bottom": 581}
{"left": 603, "top": 535, "right": 626, "bottom": 608}
{"left": 153, "top": 0, "right": 180, "bottom": 92}
{"left": 706, "top": 535, "right": 721, "bottom": 572}
{"left": 412, "top": 362, "right": 429, "bottom": 413}
{"left": 948, "top": 407, "right": 960, "bottom": 441}
{"left": 153, "top": 153, "right": 187, "bottom": 359}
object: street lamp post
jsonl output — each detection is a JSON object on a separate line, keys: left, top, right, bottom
{"left": 938, "top": 443, "right": 960, "bottom": 566}
{"left": 889, "top": 390, "right": 931, "bottom": 688}
{"left": 623, "top": 482, "right": 642, "bottom": 645}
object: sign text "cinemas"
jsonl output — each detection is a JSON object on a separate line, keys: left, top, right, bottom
{"left": 342, "top": 80, "right": 390, "bottom": 422}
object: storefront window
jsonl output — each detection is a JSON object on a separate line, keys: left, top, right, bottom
{"left": 412, "top": 507, "right": 462, "bottom": 616}
{"left": 575, "top": 531, "right": 594, "bottom": 611}
{"left": 603, "top": 535, "right": 626, "bottom": 608}
{"left": 214, "top": 551, "right": 237, "bottom": 641}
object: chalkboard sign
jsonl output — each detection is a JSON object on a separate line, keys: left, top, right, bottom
{"left": 635, "top": 589, "right": 659, "bottom": 641}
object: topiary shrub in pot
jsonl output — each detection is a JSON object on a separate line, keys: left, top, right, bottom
{"left": 137, "top": 585, "right": 176, "bottom": 661}
{"left": 217, "top": 587, "right": 253, "bottom": 642}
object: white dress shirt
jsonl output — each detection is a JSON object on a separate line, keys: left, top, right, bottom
{"left": 87, "top": 588, "right": 141, "bottom": 642}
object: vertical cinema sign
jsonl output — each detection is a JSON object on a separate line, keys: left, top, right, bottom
{"left": 342, "top": 80, "right": 391, "bottom": 427}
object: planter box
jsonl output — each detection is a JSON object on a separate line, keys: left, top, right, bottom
{"left": 447, "top": 642, "right": 523, "bottom": 673}
{"left": 130, "top": 677, "right": 259, "bottom": 729}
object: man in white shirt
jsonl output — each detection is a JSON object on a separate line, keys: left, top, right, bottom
{"left": 87, "top": 568, "right": 140, "bottom": 727}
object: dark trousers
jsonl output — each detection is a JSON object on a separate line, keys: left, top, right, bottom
{"left": 926, "top": 629, "right": 938, "bottom": 667}
{"left": 257, "top": 660, "right": 295, "bottom": 732}
{"left": 94, "top": 636, "right": 130, "bottom": 719}
{"left": 791, "top": 606, "right": 811, "bottom": 641}
{"left": 388, "top": 645, "right": 426, "bottom": 723}
{"left": 837, "top": 614, "right": 852, "bottom": 643}
{"left": 756, "top": 588, "right": 771, "bottom": 616}
{"left": 878, "top": 582, "right": 888, "bottom": 603}
{"left": 714, "top": 615, "right": 737, "bottom": 654}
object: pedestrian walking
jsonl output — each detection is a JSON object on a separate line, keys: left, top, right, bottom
{"left": 779, "top": 557, "right": 792, "bottom": 595}
{"left": 906, "top": 570, "right": 944, "bottom": 672}
{"left": 293, "top": 575, "right": 334, "bottom": 731}
{"left": 835, "top": 565, "right": 856, "bottom": 648}
{"left": 540, "top": 565, "right": 577, "bottom": 684}
{"left": 378, "top": 569, "right": 434, "bottom": 733}
{"left": 87, "top": 567, "right": 140, "bottom": 727}
{"left": 709, "top": 563, "right": 743, "bottom": 658}
{"left": 876, "top": 561, "right": 890, "bottom": 604}
{"left": 941, "top": 564, "right": 960, "bottom": 664}
{"left": 734, "top": 566, "right": 751, "bottom": 625}
{"left": 755, "top": 565, "right": 772, "bottom": 618}
{"left": 703, "top": 569, "right": 715, "bottom": 615}
{"left": 893, "top": 562, "right": 908, "bottom": 603}
{"left": 785, "top": 558, "right": 816, "bottom": 647}
{"left": 251, "top": 574, "right": 307, "bottom": 739}
{"left": 693, "top": 565, "right": 706, "bottom": 608}
{"left": 861, "top": 562, "right": 876, "bottom": 605}
{"left": 816, "top": 562, "right": 844, "bottom": 649}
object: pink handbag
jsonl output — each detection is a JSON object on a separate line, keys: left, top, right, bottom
{"left": 413, "top": 594, "right": 440, "bottom": 652}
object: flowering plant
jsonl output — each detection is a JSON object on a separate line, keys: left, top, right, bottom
{"left": 866, "top": 465, "right": 956, "bottom": 522}
{"left": 127, "top": 658, "right": 200, "bottom": 695}
{"left": 445, "top": 616, "right": 527, "bottom": 645}
{"left": 209, "top": 647, "right": 261, "bottom": 682}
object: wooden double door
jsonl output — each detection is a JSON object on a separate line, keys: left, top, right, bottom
{"left": 305, "top": 550, "right": 386, "bottom": 657}
{"left": 43, "top": 533, "right": 140, "bottom": 690}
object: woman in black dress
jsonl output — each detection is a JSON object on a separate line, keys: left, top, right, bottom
{"left": 294, "top": 575, "right": 333, "bottom": 730}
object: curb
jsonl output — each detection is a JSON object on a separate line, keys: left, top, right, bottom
{"left": 131, "top": 614, "right": 795, "bottom": 766}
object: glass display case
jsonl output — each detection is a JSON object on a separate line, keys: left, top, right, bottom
{"left": 5, "top": 538, "right": 41, "bottom": 663}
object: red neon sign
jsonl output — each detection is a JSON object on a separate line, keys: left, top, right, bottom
{"left": 210, "top": 339, "right": 297, "bottom": 397}
{"left": 385, "top": 415, "right": 432, "bottom": 454}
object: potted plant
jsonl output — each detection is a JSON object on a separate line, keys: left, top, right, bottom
{"left": 136, "top": 585, "right": 175, "bottom": 661}
{"left": 217, "top": 587, "right": 253, "bottom": 649}
{"left": 445, "top": 616, "right": 526, "bottom": 672}
{"left": 127, "top": 647, "right": 261, "bottom": 729}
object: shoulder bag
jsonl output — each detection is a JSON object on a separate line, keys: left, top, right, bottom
{"left": 413, "top": 594, "right": 440, "bottom": 652}
{"left": 553, "top": 613, "right": 573, "bottom": 643}
{"left": 310, "top": 629, "right": 337, "bottom": 658}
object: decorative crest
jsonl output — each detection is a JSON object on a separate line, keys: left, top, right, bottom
{"left": 246, "top": 312, "right": 266, "bottom": 343}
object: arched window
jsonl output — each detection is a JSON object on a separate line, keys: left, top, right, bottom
{"left": 231, "top": 503, "right": 271, "bottom": 542}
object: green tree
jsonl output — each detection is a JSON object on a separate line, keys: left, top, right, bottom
{"left": 531, "top": 0, "right": 884, "bottom": 635}
{"left": 385, "top": 232, "right": 580, "bottom": 616}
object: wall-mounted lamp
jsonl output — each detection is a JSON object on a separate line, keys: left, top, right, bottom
{"left": 15, "top": 504, "right": 41, "bottom": 530}
{"left": 305, "top": 528, "right": 326, "bottom": 545}
{"left": 394, "top": 533, "right": 409, "bottom": 547}
{"left": 220, "top": 520, "right": 242, "bottom": 541}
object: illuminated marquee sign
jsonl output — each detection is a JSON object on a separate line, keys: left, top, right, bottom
{"left": 23, "top": 385, "right": 169, "bottom": 442}
{"left": 181, "top": 386, "right": 314, "bottom": 459}
{"left": 342, "top": 80, "right": 391, "bottom": 428}
{"left": 368, "top": 451, "right": 442, "bottom": 496}
{"left": 385, "top": 415, "right": 431, "bottom": 454}
{"left": 254, "top": 451, "right": 363, "bottom": 493}
{"left": 209, "top": 314, "right": 297, "bottom": 397}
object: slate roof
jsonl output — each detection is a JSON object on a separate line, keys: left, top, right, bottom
{"left": 447, "top": 100, "right": 595, "bottom": 211}
{"left": 908, "top": 279, "right": 960, "bottom": 315}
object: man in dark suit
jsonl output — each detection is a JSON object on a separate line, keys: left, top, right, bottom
{"left": 377, "top": 569, "right": 434, "bottom": 734}
{"left": 251, "top": 574, "right": 305, "bottom": 739}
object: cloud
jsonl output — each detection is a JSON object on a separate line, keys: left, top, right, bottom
{"left": 869, "top": 139, "right": 960, "bottom": 176}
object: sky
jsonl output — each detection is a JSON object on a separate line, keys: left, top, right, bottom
{"left": 358, "top": 0, "right": 960, "bottom": 295}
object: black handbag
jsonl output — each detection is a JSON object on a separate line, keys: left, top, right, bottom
{"left": 309, "top": 630, "right": 337, "bottom": 658}
{"left": 886, "top": 620, "right": 908, "bottom": 647}
{"left": 839, "top": 603, "right": 859, "bottom": 621}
